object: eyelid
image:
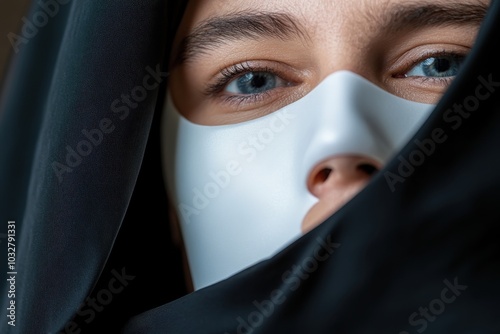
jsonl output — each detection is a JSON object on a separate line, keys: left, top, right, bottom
{"left": 389, "top": 45, "right": 470, "bottom": 79}
{"left": 204, "top": 60, "right": 304, "bottom": 97}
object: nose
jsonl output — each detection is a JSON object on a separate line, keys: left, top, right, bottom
{"left": 302, "top": 155, "right": 382, "bottom": 233}
{"left": 307, "top": 155, "right": 381, "bottom": 197}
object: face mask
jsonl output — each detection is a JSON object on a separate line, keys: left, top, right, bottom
{"left": 161, "top": 70, "right": 435, "bottom": 290}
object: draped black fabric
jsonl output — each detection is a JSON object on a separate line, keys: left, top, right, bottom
{"left": 0, "top": 1, "right": 188, "bottom": 333}
{"left": 1, "top": 0, "right": 499, "bottom": 333}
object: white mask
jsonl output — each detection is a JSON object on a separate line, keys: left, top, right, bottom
{"left": 161, "top": 71, "right": 435, "bottom": 290}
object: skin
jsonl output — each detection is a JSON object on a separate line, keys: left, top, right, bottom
{"left": 167, "top": 0, "right": 489, "bottom": 290}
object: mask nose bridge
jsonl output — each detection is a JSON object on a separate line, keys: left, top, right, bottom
{"left": 301, "top": 73, "right": 390, "bottom": 180}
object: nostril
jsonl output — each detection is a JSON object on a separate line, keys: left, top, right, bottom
{"left": 357, "top": 163, "right": 379, "bottom": 176}
{"left": 315, "top": 168, "right": 333, "bottom": 184}
{"left": 308, "top": 157, "right": 381, "bottom": 196}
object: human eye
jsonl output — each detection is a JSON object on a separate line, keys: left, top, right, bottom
{"left": 226, "top": 71, "right": 287, "bottom": 95}
{"left": 205, "top": 61, "right": 296, "bottom": 106}
{"left": 401, "top": 51, "right": 467, "bottom": 82}
{"left": 388, "top": 47, "right": 470, "bottom": 103}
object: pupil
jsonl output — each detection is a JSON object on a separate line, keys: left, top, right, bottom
{"left": 434, "top": 58, "right": 451, "bottom": 73}
{"left": 237, "top": 72, "right": 275, "bottom": 94}
{"left": 251, "top": 74, "right": 267, "bottom": 88}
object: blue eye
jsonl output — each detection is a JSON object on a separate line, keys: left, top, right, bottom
{"left": 406, "top": 55, "right": 465, "bottom": 78}
{"left": 226, "top": 72, "right": 287, "bottom": 95}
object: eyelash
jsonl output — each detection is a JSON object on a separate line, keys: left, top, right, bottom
{"left": 204, "top": 61, "right": 286, "bottom": 105}
{"left": 394, "top": 49, "right": 467, "bottom": 84}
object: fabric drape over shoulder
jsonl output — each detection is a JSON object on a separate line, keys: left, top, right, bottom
{"left": 1, "top": 0, "right": 499, "bottom": 333}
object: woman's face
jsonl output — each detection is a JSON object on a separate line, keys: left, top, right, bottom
{"left": 164, "top": 0, "right": 489, "bottom": 289}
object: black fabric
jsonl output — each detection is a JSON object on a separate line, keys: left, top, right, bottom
{"left": 0, "top": 1, "right": 187, "bottom": 333}
{"left": 1, "top": 0, "right": 499, "bottom": 333}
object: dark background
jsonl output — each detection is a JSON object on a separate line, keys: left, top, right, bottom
{"left": 0, "top": 1, "right": 31, "bottom": 84}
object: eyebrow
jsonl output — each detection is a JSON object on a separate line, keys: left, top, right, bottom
{"left": 171, "top": 11, "right": 309, "bottom": 66}
{"left": 172, "top": 3, "right": 489, "bottom": 67}
{"left": 379, "top": 2, "right": 489, "bottom": 31}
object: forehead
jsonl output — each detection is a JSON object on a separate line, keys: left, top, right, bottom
{"left": 182, "top": 0, "right": 386, "bottom": 20}
{"left": 178, "top": 0, "right": 488, "bottom": 31}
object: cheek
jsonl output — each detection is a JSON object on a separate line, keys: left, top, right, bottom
{"left": 168, "top": 69, "right": 206, "bottom": 122}
{"left": 388, "top": 83, "right": 447, "bottom": 105}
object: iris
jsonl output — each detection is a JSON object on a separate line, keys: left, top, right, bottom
{"left": 228, "top": 72, "right": 279, "bottom": 94}
{"left": 408, "top": 55, "right": 464, "bottom": 78}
